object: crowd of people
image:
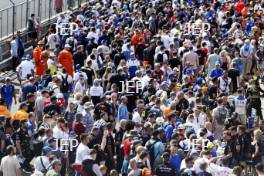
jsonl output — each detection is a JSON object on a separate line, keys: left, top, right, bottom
{"left": 1, "top": 0, "right": 264, "bottom": 175}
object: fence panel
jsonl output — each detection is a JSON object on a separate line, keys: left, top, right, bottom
{"left": 0, "top": 0, "right": 53, "bottom": 40}
{"left": 0, "top": 0, "right": 87, "bottom": 40}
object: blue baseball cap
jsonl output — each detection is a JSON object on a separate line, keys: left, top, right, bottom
{"left": 185, "top": 68, "right": 193, "bottom": 75}
{"left": 196, "top": 77, "right": 204, "bottom": 84}
{"left": 47, "top": 137, "right": 56, "bottom": 143}
{"left": 169, "top": 72, "right": 177, "bottom": 78}
{"left": 215, "top": 60, "right": 221, "bottom": 66}
{"left": 42, "top": 146, "right": 53, "bottom": 154}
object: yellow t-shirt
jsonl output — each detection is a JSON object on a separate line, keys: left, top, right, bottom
{"left": 12, "top": 110, "right": 28, "bottom": 121}
{"left": 163, "top": 107, "right": 173, "bottom": 121}
{"left": 0, "top": 105, "right": 11, "bottom": 118}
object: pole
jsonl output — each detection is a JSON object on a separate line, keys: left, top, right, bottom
{"left": 48, "top": 0, "right": 51, "bottom": 23}
{"left": 26, "top": 0, "right": 29, "bottom": 29}
{"left": 9, "top": 0, "right": 15, "bottom": 37}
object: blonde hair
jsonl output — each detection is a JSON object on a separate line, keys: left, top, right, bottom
{"left": 136, "top": 146, "right": 145, "bottom": 154}
{"left": 110, "top": 170, "right": 118, "bottom": 176}
{"left": 99, "top": 164, "right": 107, "bottom": 172}
{"left": 254, "top": 129, "right": 263, "bottom": 141}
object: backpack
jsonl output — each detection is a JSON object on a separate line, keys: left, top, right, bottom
{"left": 146, "top": 139, "right": 159, "bottom": 168}
{"left": 32, "top": 136, "right": 44, "bottom": 157}
{"left": 215, "top": 106, "right": 229, "bottom": 125}
{"left": 40, "top": 75, "right": 50, "bottom": 88}
{"left": 156, "top": 53, "right": 163, "bottom": 63}
{"left": 60, "top": 75, "right": 69, "bottom": 93}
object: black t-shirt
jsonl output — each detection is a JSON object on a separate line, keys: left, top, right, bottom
{"left": 86, "top": 42, "right": 98, "bottom": 55}
{"left": 208, "top": 84, "right": 217, "bottom": 99}
{"left": 153, "top": 70, "right": 164, "bottom": 83}
{"left": 43, "top": 103, "right": 61, "bottom": 114}
{"left": 16, "top": 128, "right": 31, "bottom": 155}
{"left": 237, "top": 133, "right": 252, "bottom": 161}
{"left": 176, "top": 98, "right": 189, "bottom": 112}
{"left": 81, "top": 67, "right": 94, "bottom": 86}
{"left": 109, "top": 74, "right": 125, "bottom": 92}
{"left": 73, "top": 52, "right": 87, "bottom": 69}
{"left": 228, "top": 68, "right": 240, "bottom": 92}
{"left": 88, "top": 134, "right": 101, "bottom": 148}
{"left": 26, "top": 101, "right": 35, "bottom": 113}
{"left": 256, "top": 50, "right": 264, "bottom": 60}
{"left": 124, "top": 93, "right": 138, "bottom": 112}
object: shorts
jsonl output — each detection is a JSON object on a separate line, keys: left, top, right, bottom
{"left": 237, "top": 114, "right": 247, "bottom": 125}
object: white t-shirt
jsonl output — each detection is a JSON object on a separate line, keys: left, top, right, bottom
{"left": 193, "top": 157, "right": 221, "bottom": 175}
{"left": 34, "top": 156, "right": 50, "bottom": 173}
{"left": 53, "top": 126, "right": 69, "bottom": 139}
{"left": 47, "top": 33, "right": 60, "bottom": 50}
{"left": 16, "top": 60, "right": 34, "bottom": 80}
{"left": 47, "top": 58, "right": 55, "bottom": 69}
{"left": 132, "top": 111, "right": 142, "bottom": 123}
{"left": 73, "top": 71, "right": 88, "bottom": 82}
{"left": 75, "top": 143, "right": 91, "bottom": 164}
{"left": 141, "top": 75, "right": 151, "bottom": 89}
{"left": 233, "top": 96, "right": 247, "bottom": 115}
{"left": 74, "top": 81, "right": 86, "bottom": 96}
{"left": 89, "top": 86, "right": 103, "bottom": 97}
{"left": 161, "top": 34, "right": 171, "bottom": 49}
{"left": 87, "top": 31, "right": 99, "bottom": 42}
{"left": 0, "top": 155, "right": 20, "bottom": 176}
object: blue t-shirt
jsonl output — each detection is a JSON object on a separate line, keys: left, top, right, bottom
{"left": 0, "top": 84, "right": 15, "bottom": 106}
{"left": 169, "top": 154, "right": 182, "bottom": 173}
{"left": 210, "top": 69, "right": 223, "bottom": 78}
{"left": 165, "top": 124, "right": 174, "bottom": 141}
{"left": 22, "top": 83, "right": 37, "bottom": 100}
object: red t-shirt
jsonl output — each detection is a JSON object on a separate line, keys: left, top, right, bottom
{"left": 123, "top": 138, "right": 132, "bottom": 158}
{"left": 72, "top": 121, "right": 86, "bottom": 142}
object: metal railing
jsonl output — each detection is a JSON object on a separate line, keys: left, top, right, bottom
{"left": 0, "top": 0, "right": 87, "bottom": 41}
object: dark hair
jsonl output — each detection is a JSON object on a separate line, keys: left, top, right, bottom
{"left": 80, "top": 133, "right": 89, "bottom": 141}
{"left": 6, "top": 145, "right": 15, "bottom": 155}
{"left": 139, "top": 151, "right": 149, "bottom": 160}
{"left": 57, "top": 117, "right": 66, "bottom": 124}
{"left": 80, "top": 95, "right": 90, "bottom": 105}
{"left": 125, "top": 120, "right": 135, "bottom": 131}
{"left": 185, "top": 156, "right": 194, "bottom": 163}
{"left": 167, "top": 112, "right": 176, "bottom": 121}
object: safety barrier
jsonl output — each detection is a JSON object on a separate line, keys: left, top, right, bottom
{"left": 0, "top": 0, "right": 88, "bottom": 40}
{"left": 0, "top": 0, "right": 88, "bottom": 67}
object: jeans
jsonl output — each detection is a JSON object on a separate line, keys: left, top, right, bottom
{"left": 121, "top": 158, "right": 129, "bottom": 175}
{"left": 63, "top": 92, "right": 70, "bottom": 107}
